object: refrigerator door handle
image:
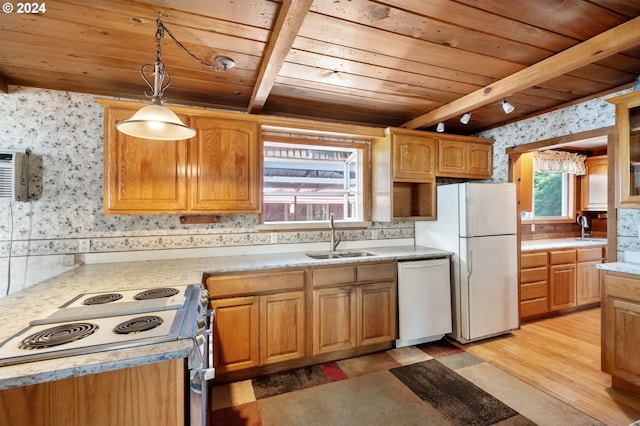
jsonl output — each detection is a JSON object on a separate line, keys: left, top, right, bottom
{"left": 467, "top": 238, "right": 473, "bottom": 276}
{"left": 466, "top": 193, "right": 473, "bottom": 237}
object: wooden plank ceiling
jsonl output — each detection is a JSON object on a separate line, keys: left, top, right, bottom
{"left": 1, "top": 0, "right": 639, "bottom": 135}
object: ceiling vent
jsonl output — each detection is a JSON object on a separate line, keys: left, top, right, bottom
{"left": 0, "top": 151, "right": 28, "bottom": 202}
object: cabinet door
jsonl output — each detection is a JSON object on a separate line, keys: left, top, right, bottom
{"left": 391, "top": 134, "right": 436, "bottom": 179}
{"left": 576, "top": 260, "right": 601, "bottom": 305}
{"left": 581, "top": 156, "right": 608, "bottom": 211}
{"left": 358, "top": 281, "right": 396, "bottom": 346}
{"left": 602, "top": 297, "right": 640, "bottom": 386}
{"left": 260, "top": 291, "right": 305, "bottom": 365}
{"left": 549, "top": 264, "right": 577, "bottom": 311}
{"left": 608, "top": 92, "right": 640, "bottom": 207}
{"left": 313, "top": 286, "right": 357, "bottom": 355}
{"left": 103, "top": 107, "right": 189, "bottom": 213}
{"left": 190, "top": 116, "right": 261, "bottom": 212}
{"left": 211, "top": 296, "right": 259, "bottom": 373}
{"left": 437, "top": 139, "right": 467, "bottom": 176}
{"left": 467, "top": 142, "right": 493, "bottom": 178}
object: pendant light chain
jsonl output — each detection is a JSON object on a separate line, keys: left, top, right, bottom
{"left": 157, "top": 15, "right": 233, "bottom": 73}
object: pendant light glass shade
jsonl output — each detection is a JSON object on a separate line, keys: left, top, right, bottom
{"left": 117, "top": 104, "right": 196, "bottom": 140}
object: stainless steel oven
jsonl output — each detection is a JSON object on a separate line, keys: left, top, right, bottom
{"left": 0, "top": 284, "right": 214, "bottom": 426}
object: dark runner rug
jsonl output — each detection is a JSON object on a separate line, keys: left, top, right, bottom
{"left": 390, "top": 359, "right": 519, "bottom": 426}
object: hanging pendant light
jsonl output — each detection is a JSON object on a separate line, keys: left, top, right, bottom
{"left": 117, "top": 15, "right": 233, "bottom": 140}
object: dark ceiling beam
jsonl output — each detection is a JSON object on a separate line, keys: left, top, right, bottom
{"left": 402, "top": 16, "right": 640, "bottom": 130}
{"left": 247, "top": 0, "right": 313, "bottom": 112}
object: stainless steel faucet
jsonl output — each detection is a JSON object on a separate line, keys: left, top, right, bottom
{"left": 577, "top": 214, "right": 591, "bottom": 239}
{"left": 329, "top": 212, "right": 341, "bottom": 252}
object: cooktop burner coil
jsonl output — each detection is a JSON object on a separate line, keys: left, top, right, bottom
{"left": 19, "top": 323, "right": 100, "bottom": 350}
{"left": 134, "top": 288, "right": 179, "bottom": 300}
{"left": 82, "top": 293, "right": 123, "bottom": 305}
{"left": 113, "top": 316, "right": 164, "bottom": 334}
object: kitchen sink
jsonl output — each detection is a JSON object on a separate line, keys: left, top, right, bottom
{"left": 305, "top": 251, "right": 376, "bottom": 260}
{"left": 573, "top": 238, "right": 606, "bottom": 242}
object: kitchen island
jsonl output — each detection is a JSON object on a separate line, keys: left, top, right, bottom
{"left": 0, "top": 245, "right": 449, "bottom": 390}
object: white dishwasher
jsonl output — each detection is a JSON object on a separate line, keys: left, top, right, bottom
{"left": 396, "top": 257, "right": 452, "bottom": 348}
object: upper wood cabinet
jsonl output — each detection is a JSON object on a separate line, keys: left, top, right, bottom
{"left": 390, "top": 130, "right": 437, "bottom": 180}
{"left": 580, "top": 155, "right": 608, "bottom": 211}
{"left": 102, "top": 105, "right": 190, "bottom": 213}
{"left": 189, "top": 116, "right": 261, "bottom": 212}
{"left": 99, "top": 99, "right": 262, "bottom": 214}
{"left": 437, "top": 138, "right": 493, "bottom": 179}
{"left": 372, "top": 128, "right": 436, "bottom": 222}
{"left": 607, "top": 91, "right": 640, "bottom": 208}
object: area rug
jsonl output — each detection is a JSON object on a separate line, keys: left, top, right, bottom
{"left": 390, "top": 359, "right": 519, "bottom": 425}
{"left": 211, "top": 339, "right": 604, "bottom": 425}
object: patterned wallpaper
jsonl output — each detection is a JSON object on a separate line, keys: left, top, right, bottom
{"left": 0, "top": 86, "right": 411, "bottom": 261}
{"left": 1, "top": 84, "right": 639, "bottom": 292}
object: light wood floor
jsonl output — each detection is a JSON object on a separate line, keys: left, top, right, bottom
{"left": 463, "top": 307, "right": 640, "bottom": 426}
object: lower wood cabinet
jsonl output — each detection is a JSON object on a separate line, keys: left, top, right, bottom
{"left": 0, "top": 359, "right": 185, "bottom": 426}
{"left": 602, "top": 270, "right": 640, "bottom": 393}
{"left": 260, "top": 291, "right": 305, "bottom": 365}
{"left": 210, "top": 292, "right": 306, "bottom": 374}
{"left": 520, "top": 245, "right": 604, "bottom": 320}
{"left": 520, "top": 251, "right": 549, "bottom": 319}
{"left": 206, "top": 269, "right": 306, "bottom": 375}
{"left": 313, "top": 286, "right": 357, "bottom": 354}
{"left": 206, "top": 261, "right": 397, "bottom": 382}
{"left": 210, "top": 296, "right": 260, "bottom": 372}
{"left": 549, "top": 249, "right": 578, "bottom": 311}
{"left": 312, "top": 262, "right": 397, "bottom": 355}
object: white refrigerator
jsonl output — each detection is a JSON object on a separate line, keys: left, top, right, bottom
{"left": 415, "top": 182, "right": 518, "bottom": 344}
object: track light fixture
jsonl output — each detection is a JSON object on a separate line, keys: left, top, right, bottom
{"left": 460, "top": 112, "right": 471, "bottom": 125}
{"left": 117, "top": 15, "right": 234, "bottom": 140}
{"left": 436, "top": 122, "right": 445, "bottom": 132}
{"left": 501, "top": 98, "right": 515, "bottom": 114}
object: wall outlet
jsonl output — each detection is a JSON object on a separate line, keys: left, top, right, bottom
{"left": 530, "top": 223, "right": 536, "bottom": 232}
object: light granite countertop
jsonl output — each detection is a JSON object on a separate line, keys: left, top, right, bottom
{"left": 0, "top": 245, "right": 450, "bottom": 390}
{"left": 521, "top": 237, "right": 608, "bottom": 251}
{"left": 596, "top": 262, "right": 640, "bottom": 275}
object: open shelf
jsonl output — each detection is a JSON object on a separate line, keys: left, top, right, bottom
{"left": 392, "top": 181, "right": 435, "bottom": 220}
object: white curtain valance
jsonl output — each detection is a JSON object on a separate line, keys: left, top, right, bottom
{"left": 533, "top": 150, "right": 587, "bottom": 175}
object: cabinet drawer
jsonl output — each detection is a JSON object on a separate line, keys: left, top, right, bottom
{"left": 521, "top": 252, "right": 547, "bottom": 268}
{"left": 207, "top": 269, "right": 305, "bottom": 298}
{"left": 356, "top": 262, "right": 396, "bottom": 283}
{"left": 605, "top": 273, "right": 640, "bottom": 304}
{"left": 521, "top": 298, "right": 548, "bottom": 318}
{"left": 521, "top": 267, "right": 547, "bottom": 283}
{"left": 312, "top": 266, "right": 355, "bottom": 288}
{"left": 550, "top": 249, "right": 576, "bottom": 265}
{"left": 521, "top": 281, "right": 547, "bottom": 300}
{"left": 577, "top": 247, "right": 604, "bottom": 262}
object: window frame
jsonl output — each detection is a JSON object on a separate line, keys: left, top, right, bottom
{"left": 521, "top": 170, "right": 577, "bottom": 224}
{"left": 259, "top": 135, "right": 371, "bottom": 228}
